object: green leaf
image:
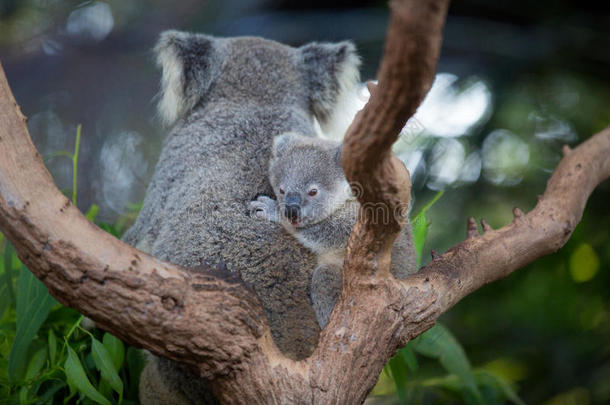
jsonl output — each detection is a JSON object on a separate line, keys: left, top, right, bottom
{"left": 46, "top": 306, "right": 82, "bottom": 327}
{"left": 0, "top": 281, "right": 10, "bottom": 320}
{"left": 92, "top": 337, "right": 124, "bottom": 396}
{"left": 388, "top": 352, "right": 409, "bottom": 403}
{"left": 98, "top": 223, "right": 121, "bottom": 238}
{"left": 38, "top": 380, "right": 67, "bottom": 403}
{"left": 19, "top": 385, "right": 29, "bottom": 404}
{"left": 24, "top": 346, "right": 48, "bottom": 380}
{"left": 2, "top": 241, "right": 16, "bottom": 306}
{"left": 412, "top": 323, "right": 483, "bottom": 405}
{"left": 410, "top": 191, "right": 443, "bottom": 266}
{"left": 0, "top": 356, "right": 8, "bottom": 381}
{"left": 8, "top": 266, "right": 57, "bottom": 379}
{"left": 48, "top": 329, "right": 58, "bottom": 365}
{"left": 72, "top": 124, "right": 82, "bottom": 206}
{"left": 85, "top": 204, "right": 100, "bottom": 222}
{"left": 102, "top": 333, "right": 125, "bottom": 371}
{"left": 386, "top": 345, "right": 419, "bottom": 402}
{"left": 398, "top": 344, "right": 418, "bottom": 373}
{"left": 125, "top": 347, "right": 145, "bottom": 398}
{"left": 64, "top": 344, "right": 111, "bottom": 405}
{"left": 98, "top": 378, "right": 113, "bottom": 400}
{"left": 475, "top": 370, "right": 525, "bottom": 405}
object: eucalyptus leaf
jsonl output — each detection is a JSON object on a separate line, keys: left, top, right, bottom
{"left": 412, "top": 323, "right": 483, "bottom": 405}
{"left": 48, "top": 329, "right": 57, "bottom": 365}
{"left": 0, "top": 282, "right": 10, "bottom": 319}
{"left": 24, "top": 346, "right": 48, "bottom": 381}
{"left": 92, "top": 337, "right": 124, "bottom": 396}
{"left": 1, "top": 242, "right": 16, "bottom": 305}
{"left": 388, "top": 352, "right": 409, "bottom": 404}
{"left": 126, "top": 347, "right": 145, "bottom": 398}
{"left": 64, "top": 344, "right": 111, "bottom": 405}
{"left": 85, "top": 204, "right": 100, "bottom": 222}
{"left": 38, "top": 380, "right": 66, "bottom": 403}
{"left": 102, "top": 333, "right": 125, "bottom": 371}
{"left": 475, "top": 370, "right": 525, "bottom": 405}
{"left": 410, "top": 191, "right": 443, "bottom": 266}
{"left": 8, "top": 266, "right": 57, "bottom": 379}
{"left": 19, "top": 385, "right": 29, "bottom": 404}
{"left": 399, "top": 344, "right": 419, "bottom": 373}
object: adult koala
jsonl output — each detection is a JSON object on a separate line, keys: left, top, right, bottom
{"left": 122, "top": 30, "right": 360, "bottom": 403}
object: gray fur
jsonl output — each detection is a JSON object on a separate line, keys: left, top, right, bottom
{"left": 297, "top": 42, "right": 360, "bottom": 134}
{"left": 250, "top": 134, "right": 417, "bottom": 328}
{"left": 123, "top": 31, "right": 360, "bottom": 403}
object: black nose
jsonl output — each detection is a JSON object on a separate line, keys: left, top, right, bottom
{"left": 284, "top": 192, "right": 301, "bottom": 220}
{"left": 285, "top": 204, "right": 300, "bottom": 220}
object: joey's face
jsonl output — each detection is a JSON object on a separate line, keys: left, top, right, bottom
{"left": 276, "top": 180, "right": 334, "bottom": 228}
{"left": 269, "top": 136, "right": 349, "bottom": 229}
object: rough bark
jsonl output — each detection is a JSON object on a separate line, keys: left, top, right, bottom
{"left": 1, "top": 0, "right": 609, "bottom": 403}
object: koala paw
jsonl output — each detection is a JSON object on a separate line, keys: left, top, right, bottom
{"left": 249, "top": 196, "right": 278, "bottom": 222}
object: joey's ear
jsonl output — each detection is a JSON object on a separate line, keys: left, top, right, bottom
{"left": 272, "top": 132, "right": 304, "bottom": 158}
{"left": 155, "top": 30, "right": 223, "bottom": 125}
{"left": 297, "top": 41, "right": 361, "bottom": 133}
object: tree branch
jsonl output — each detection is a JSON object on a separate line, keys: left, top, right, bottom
{"left": 408, "top": 126, "right": 610, "bottom": 316}
{"left": 341, "top": 0, "right": 450, "bottom": 279}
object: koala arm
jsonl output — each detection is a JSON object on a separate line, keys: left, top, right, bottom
{"left": 311, "top": 263, "right": 342, "bottom": 329}
{"left": 390, "top": 219, "right": 418, "bottom": 278}
{"left": 249, "top": 195, "right": 281, "bottom": 223}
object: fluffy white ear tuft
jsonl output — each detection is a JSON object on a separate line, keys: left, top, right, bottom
{"left": 155, "top": 31, "right": 186, "bottom": 125}
{"left": 298, "top": 41, "right": 361, "bottom": 138}
{"left": 324, "top": 48, "right": 361, "bottom": 137}
{"left": 154, "top": 30, "right": 220, "bottom": 126}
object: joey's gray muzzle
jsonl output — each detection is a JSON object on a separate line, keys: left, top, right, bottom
{"left": 284, "top": 192, "right": 301, "bottom": 221}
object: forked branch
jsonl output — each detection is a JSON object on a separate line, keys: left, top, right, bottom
{"left": 0, "top": 0, "right": 609, "bottom": 403}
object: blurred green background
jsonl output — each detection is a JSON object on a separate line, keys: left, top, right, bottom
{"left": 1, "top": 0, "right": 609, "bottom": 404}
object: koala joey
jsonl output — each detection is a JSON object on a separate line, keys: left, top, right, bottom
{"left": 250, "top": 132, "right": 418, "bottom": 328}
{"left": 122, "top": 30, "right": 361, "bottom": 404}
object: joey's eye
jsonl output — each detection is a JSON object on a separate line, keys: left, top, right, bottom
{"left": 308, "top": 188, "right": 318, "bottom": 197}
{"left": 279, "top": 188, "right": 285, "bottom": 195}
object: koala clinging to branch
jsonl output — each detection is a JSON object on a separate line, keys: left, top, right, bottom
{"left": 121, "top": 30, "right": 361, "bottom": 403}
{"left": 250, "top": 133, "right": 417, "bottom": 328}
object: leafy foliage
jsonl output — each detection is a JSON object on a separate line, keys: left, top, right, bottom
{"left": 8, "top": 264, "right": 57, "bottom": 380}
{"left": 0, "top": 237, "right": 145, "bottom": 404}
{"left": 0, "top": 126, "right": 143, "bottom": 404}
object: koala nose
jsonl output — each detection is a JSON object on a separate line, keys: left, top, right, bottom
{"left": 284, "top": 192, "right": 301, "bottom": 220}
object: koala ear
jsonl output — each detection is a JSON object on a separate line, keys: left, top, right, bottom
{"left": 272, "top": 132, "right": 303, "bottom": 158}
{"left": 297, "top": 41, "right": 361, "bottom": 134}
{"left": 155, "top": 30, "right": 223, "bottom": 125}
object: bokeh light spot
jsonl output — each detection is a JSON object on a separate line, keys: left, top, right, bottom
{"left": 569, "top": 243, "right": 600, "bottom": 283}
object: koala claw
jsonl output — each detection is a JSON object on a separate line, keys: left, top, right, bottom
{"left": 249, "top": 196, "right": 278, "bottom": 222}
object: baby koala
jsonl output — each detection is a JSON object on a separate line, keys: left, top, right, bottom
{"left": 250, "top": 132, "right": 417, "bottom": 328}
